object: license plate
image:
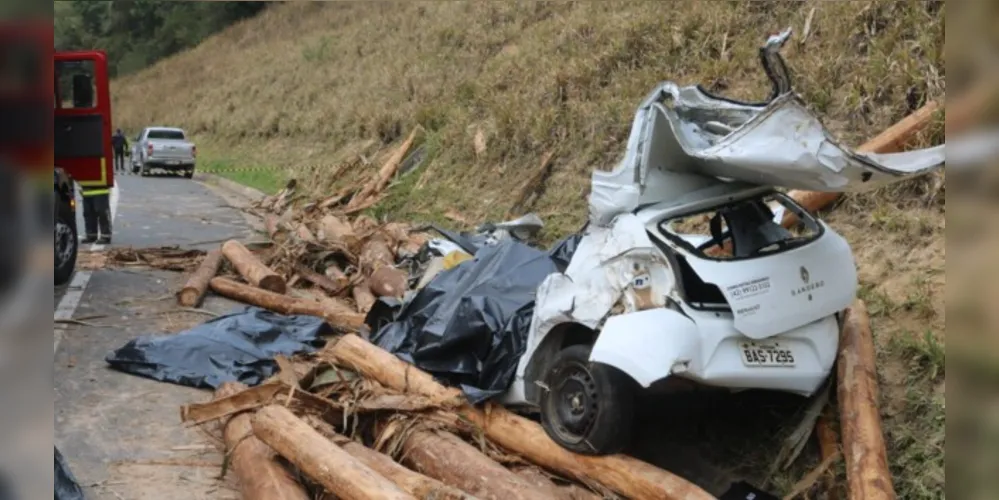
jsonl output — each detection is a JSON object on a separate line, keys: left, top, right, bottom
{"left": 740, "top": 340, "right": 795, "bottom": 367}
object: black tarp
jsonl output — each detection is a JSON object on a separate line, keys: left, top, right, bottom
{"left": 55, "top": 447, "right": 86, "bottom": 500}
{"left": 106, "top": 306, "right": 331, "bottom": 389}
{"left": 369, "top": 233, "right": 581, "bottom": 403}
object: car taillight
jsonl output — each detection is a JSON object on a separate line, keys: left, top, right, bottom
{"left": 147, "top": 143, "right": 154, "bottom": 156}
{"left": 191, "top": 145, "right": 196, "bottom": 158}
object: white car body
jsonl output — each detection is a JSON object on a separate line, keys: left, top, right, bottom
{"left": 500, "top": 29, "right": 944, "bottom": 410}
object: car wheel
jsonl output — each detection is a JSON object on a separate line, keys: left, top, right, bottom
{"left": 184, "top": 168, "right": 194, "bottom": 179}
{"left": 54, "top": 199, "right": 78, "bottom": 285}
{"left": 540, "top": 344, "right": 637, "bottom": 455}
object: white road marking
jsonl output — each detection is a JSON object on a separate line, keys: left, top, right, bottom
{"left": 54, "top": 185, "right": 121, "bottom": 353}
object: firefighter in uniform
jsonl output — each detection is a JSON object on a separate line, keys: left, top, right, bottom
{"left": 79, "top": 184, "right": 112, "bottom": 244}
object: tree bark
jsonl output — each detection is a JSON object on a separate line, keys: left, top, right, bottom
{"left": 251, "top": 405, "right": 416, "bottom": 500}
{"left": 512, "top": 466, "right": 601, "bottom": 500}
{"left": 221, "top": 240, "right": 287, "bottom": 294}
{"left": 395, "top": 428, "right": 552, "bottom": 500}
{"left": 210, "top": 277, "right": 365, "bottom": 329}
{"left": 326, "top": 334, "right": 714, "bottom": 500}
{"left": 837, "top": 300, "right": 896, "bottom": 500}
{"left": 359, "top": 235, "right": 396, "bottom": 274}
{"left": 177, "top": 248, "right": 223, "bottom": 307}
{"left": 214, "top": 383, "right": 310, "bottom": 500}
{"left": 352, "top": 279, "right": 376, "bottom": 314}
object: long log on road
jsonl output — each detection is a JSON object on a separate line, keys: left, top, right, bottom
{"left": 215, "top": 383, "right": 310, "bottom": 500}
{"left": 177, "top": 248, "right": 223, "bottom": 307}
{"left": 326, "top": 334, "right": 714, "bottom": 500}
{"left": 251, "top": 405, "right": 416, "bottom": 500}
{"left": 209, "top": 277, "right": 365, "bottom": 329}
{"left": 837, "top": 300, "right": 895, "bottom": 500}
{"left": 222, "top": 239, "right": 287, "bottom": 294}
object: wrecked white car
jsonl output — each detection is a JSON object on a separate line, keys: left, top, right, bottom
{"left": 498, "top": 29, "right": 945, "bottom": 455}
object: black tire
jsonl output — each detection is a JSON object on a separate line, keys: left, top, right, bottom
{"left": 54, "top": 199, "right": 78, "bottom": 286}
{"left": 540, "top": 344, "right": 637, "bottom": 455}
{"left": 183, "top": 168, "right": 194, "bottom": 179}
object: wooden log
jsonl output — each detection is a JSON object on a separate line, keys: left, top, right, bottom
{"left": 321, "top": 214, "right": 359, "bottom": 249}
{"left": 221, "top": 240, "right": 287, "bottom": 294}
{"left": 512, "top": 466, "right": 601, "bottom": 500}
{"left": 395, "top": 428, "right": 552, "bottom": 500}
{"left": 369, "top": 266, "right": 408, "bottom": 298}
{"left": 296, "top": 264, "right": 348, "bottom": 293}
{"left": 251, "top": 405, "right": 416, "bottom": 500}
{"left": 352, "top": 279, "right": 377, "bottom": 314}
{"left": 349, "top": 127, "right": 424, "bottom": 210}
{"left": 215, "top": 383, "right": 310, "bottom": 500}
{"left": 327, "top": 334, "right": 714, "bottom": 500}
{"left": 359, "top": 234, "right": 396, "bottom": 274}
{"left": 296, "top": 223, "right": 316, "bottom": 243}
{"left": 210, "top": 277, "right": 364, "bottom": 329}
{"left": 176, "top": 248, "right": 223, "bottom": 307}
{"left": 265, "top": 214, "right": 287, "bottom": 243}
{"left": 837, "top": 300, "right": 895, "bottom": 500}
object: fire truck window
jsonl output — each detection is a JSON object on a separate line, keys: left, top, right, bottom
{"left": 56, "top": 60, "right": 97, "bottom": 109}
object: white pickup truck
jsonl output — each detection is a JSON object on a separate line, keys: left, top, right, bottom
{"left": 131, "top": 126, "right": 197, "bottom": 178}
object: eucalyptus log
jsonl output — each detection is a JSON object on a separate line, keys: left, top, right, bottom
{"left": 209, "top": 277, "right": 364, "bottom": 329}
{"left": 176, "top": 248, "right": 223, "bottom": 307}
{"left": 221, "top": 240, "right": 286, "bottom": 293}
{"left": 327, "top": 334, "right": 713, "bottom": 500}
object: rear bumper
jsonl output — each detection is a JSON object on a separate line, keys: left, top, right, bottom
{"left": 144, "top": 159, "right": 195, "bottom": 171}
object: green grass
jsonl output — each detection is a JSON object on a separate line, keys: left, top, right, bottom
{"left": 198, "top": 158, "right": 287, "bottom": 195}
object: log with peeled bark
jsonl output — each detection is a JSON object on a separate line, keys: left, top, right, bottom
{"left": 251, "top": 405, "right": 416, "bottom": 500}
{"left": 326, "top": 334, "right": 714, "bottom": 500}
{"left": 837, "top": 300, "right": 895, "bottom": 500}
{"left": 369, "top": 266, "right": 408, "bottom": 298}
{"left": 176, "top": 248, "right": 223, "bottom": 307}
{"left": 394, "top": 428, "right": 554, "bottom": 500}
{"left": 352, "top": 279, "right": 377, "bottom": 314}
{"left": 214, "top": 383, "right": 311, "bottom": 500}
{"left": 301, "top": 419, "right": 478, "bottom": 500}
{"left": 209, "top": 277, "right": 364, "bottom": 329}
{"left": 512, "top": 466, "right": 601, "bottom": 500}
{"left": 359, "top": 235, "right": 396, "bottom": 274}
{"left": 221, "top": 240, "right": 287, "bottom": 294}
{"left": 321, "top": 214, "right": 360, "bottom": 251}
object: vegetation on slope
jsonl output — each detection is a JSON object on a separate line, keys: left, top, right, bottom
{"left": 111, "top": 1, "right": 946, "bottom": 497}
{"left": 55, "top": 0, "right": 270, "bottom": 76}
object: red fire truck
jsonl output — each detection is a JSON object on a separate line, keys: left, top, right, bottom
{"left": 0, "top": 23, "right": 115, "bottom": 285}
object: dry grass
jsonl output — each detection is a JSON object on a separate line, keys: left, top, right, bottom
{"left": 111, "top": 1, "right": 947, "bottom": 497}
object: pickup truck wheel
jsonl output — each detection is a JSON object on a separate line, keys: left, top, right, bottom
{"left": 183, "top": 168, "right": 194, "bottom": 179}
{"left": 540, "top": 344, "right": 637, "bottom": 455}
{"left": 54, "top": 200, "right": 78, "bottom": 286}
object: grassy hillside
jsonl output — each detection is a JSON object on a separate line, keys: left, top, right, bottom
{"left": 111, "top": 1, "right": 946, "bottom": 497}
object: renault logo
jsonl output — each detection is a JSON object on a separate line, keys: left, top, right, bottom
{"left": 800, "top": 266, "right": 810, "bottom": 284}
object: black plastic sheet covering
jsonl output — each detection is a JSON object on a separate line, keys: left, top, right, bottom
{"left": 369, "top": 235, "right": 580, "bottom": 403}
{"left": 55, "top": 447, "right": 86, "bottom": 500}
{"left": 106, "top": 306, "right": 331, "bottom": 389}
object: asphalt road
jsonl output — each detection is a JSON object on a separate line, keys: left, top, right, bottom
{"left": 54, "top": 172, "right": 259, "bottom": 500}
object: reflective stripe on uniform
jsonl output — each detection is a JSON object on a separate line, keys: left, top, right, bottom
{"left": 81, "top": 188, "right": 111, "bottom": 196}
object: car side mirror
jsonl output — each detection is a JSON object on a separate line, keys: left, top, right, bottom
{"left": 71, "top": 74, "right": 94, "bottom": 108}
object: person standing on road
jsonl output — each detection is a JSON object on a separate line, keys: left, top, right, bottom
{"left": 79, "top": 184, "right": 112, "bottom": 244}
{"left": 112, "top": 128, "right": 129, "bottom": 174}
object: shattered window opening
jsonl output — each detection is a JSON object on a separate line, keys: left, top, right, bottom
{"left": 656, "top": 192, "right": 822, "bottom": 262}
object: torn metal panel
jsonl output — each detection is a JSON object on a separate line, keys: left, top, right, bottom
{"left": 588, "top": 28, "right": 945, "bottom": 226}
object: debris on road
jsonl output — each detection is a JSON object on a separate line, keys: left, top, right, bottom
{"left": 177, "top": 248, "right": 223, "bottom": 307}
{"left": 55, "top": 446, "right": 86, "bottom": 500}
